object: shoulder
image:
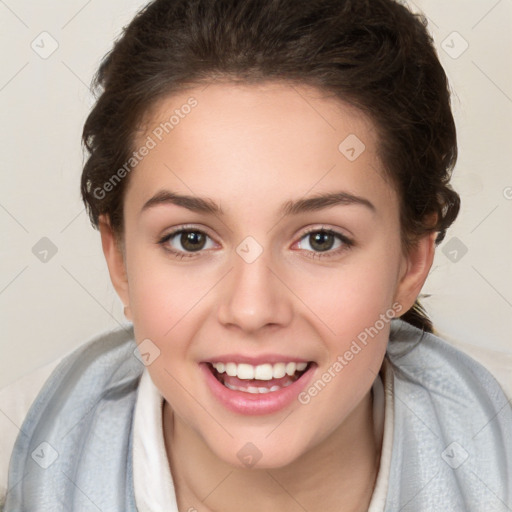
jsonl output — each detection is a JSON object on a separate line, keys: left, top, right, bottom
{"left": 386, "top": 319, "right": 512, "bottom": 430}
{"left": 13, "top": 325, "right": 140, "bottom": 429}
{"left": 0, "top": 326, "right": 140, "bottom": 508}
{"left": 14, "top": 325, "right": 140, "bottom": 433}
{"left": 387, "top": 319, "right": 511, "bottom": 402}
{"left": 384, "top": 320, "right": 512, "bottom": 510}
{"left": 0, "top": 358, "right": 63, "bottom": 508}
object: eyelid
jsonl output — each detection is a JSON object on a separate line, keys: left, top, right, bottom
{"left": 159, "top": 224, "right": 217, "bottom": 241}
{"left": 297, "top": 225, "right": 351, "bottom": 240}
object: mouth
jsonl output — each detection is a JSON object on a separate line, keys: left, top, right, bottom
{"left": 200, "top": 358, "right": 316, "bottom": 415}
{"left": 207, "top": 361, "right": 312, "bottom": 394}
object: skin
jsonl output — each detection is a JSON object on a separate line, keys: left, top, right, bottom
{"left": 99, "top": 81, "right": 435, "bottom": 512}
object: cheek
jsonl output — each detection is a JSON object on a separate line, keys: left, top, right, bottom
{"left": 291, "top": 248, "right": 400, "bottom": 435}
{"left": 286, "top": 252, "right": 401, "bottom": 341}
{"left": 126, "top": 245, "right": 210, "bottom": 340}
{"left": 125, "top": 252, "right": 207, "bottom": 420}
{"left": 295, "top": 270, "right": 395, "bottom": 441}
{"left": 125, "top": 249, "right": 222, "bottom": 398}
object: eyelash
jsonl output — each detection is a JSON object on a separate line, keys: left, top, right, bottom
{"left": 156, "top": 225, "right": 354, "bottom": 260}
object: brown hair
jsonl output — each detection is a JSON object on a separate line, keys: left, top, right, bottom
{"left": 81, "top": 0, "right": 460, "bottom": 333}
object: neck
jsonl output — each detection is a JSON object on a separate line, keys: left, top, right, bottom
{"left": 164, "top": 390, "right": 381, "bottom": 512}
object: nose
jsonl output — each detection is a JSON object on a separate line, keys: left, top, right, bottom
{"left": 217, "top": 249, "right": 293, "bottom": 334}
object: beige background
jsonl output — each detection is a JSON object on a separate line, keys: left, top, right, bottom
{"left": 1, "top": 0, "right": 511, "bottom": 389}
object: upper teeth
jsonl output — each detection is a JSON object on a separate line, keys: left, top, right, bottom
{"left": 212, "top": 361, "right": 308, "bottom": 380}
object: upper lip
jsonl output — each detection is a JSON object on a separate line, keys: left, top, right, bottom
{"left": 202, "top": 354, "right": 313, "bottom": 365}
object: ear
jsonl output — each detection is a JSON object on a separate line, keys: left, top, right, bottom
{"left": 393, "top": 231, "right": 437, "bottom": 312}
{"left": 98, "top": 215, "right": 132, "bottom": 321}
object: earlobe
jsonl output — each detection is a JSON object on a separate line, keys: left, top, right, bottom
{"left": 394, "top": 232, "right": 437, "bottom": 313}
{"left": 98, "top": 215, "right": 131, "bottom": 318}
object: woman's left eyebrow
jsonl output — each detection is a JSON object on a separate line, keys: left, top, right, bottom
{"left": 280, "top": 192, "right": 376, "bottom": 216}
{"left": 140, "top": 189, "right": 376, "bottom": 216}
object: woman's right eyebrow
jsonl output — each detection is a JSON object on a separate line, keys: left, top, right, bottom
{"left": 140, "top": 190, "right": 222, "bottom": 216}
{"left": 139, "top": 189, "right": 376, "bottom": 217}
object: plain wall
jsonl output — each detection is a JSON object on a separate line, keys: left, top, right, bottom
{"left": 1, "top": 0, "right": 511, "bottom": 388}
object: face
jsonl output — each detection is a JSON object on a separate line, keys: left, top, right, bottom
{"left": 100, "top": 81, "right": 433, "bottom": 469}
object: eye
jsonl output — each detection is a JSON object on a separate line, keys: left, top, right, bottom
{"left": 295, "top": 228, "right": 353, "bottom": 258}
{"left": 158, "top": 228, "right": 216, "bottom": 257}
{"left": 157, "top": 226, "right": 353, "bottom": 260}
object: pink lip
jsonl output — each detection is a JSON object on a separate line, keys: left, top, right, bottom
{"left": 202, "top": 354, "right": 311, "bottom": 365}
{"left": 200, "top": 362, "right": 316, "bottom": 416}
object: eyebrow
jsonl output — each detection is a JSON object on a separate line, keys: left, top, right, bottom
{"left": 140, "top": 189, "right": 376, "bottom": 216}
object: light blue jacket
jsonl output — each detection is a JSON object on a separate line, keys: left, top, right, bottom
{"left": 5, "top": 321, "right": 512, "bottom": 511}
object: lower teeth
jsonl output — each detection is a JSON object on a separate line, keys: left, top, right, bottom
{"left": 224, "top": 382, "right": 291, "bottom": 394}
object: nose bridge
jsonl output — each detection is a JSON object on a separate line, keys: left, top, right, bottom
{"left": 217, "top": 240, "right": 292, "bottom": 332}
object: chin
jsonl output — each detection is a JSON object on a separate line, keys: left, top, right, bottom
{"left": 205, "top": 430, "right": 314, "bottom": 470}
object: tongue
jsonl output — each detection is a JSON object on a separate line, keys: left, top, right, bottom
{"left": 220, "top": 373, "right": 297, "bottom": 389}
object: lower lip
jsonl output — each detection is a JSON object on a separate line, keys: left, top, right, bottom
{"left": 200, "top": 363, "right": 315, "bottom": 416}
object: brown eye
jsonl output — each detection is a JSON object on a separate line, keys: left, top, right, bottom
{"left": 295, "top": 229, "right": 353, "bottom": 259}
{"left": 180, "top": 231, "right": 207, "bottom": 251}
{"left": 308, "top": 231, "right": 336, "bottom": 252}
{"left": 159, "top": 228, "right": 215, "bottom": 256}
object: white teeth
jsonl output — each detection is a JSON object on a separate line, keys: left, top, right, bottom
{"left": 212, "top": 361, "right": 309, "bottom": 380}
{"left": 285, "top": 362, "right": 296, "bottom": 376}
{"left": 272, "top": 363, "right": 286, "bottom": 379}
{"left": 224, "top": 383, "right": 282, "bottom": 394}
{"left": 237, "top": 363, "right": 254, "bottom": 379}
{"left": 254, "top": 364, "right": 273, "bottom": 380}
{"left": 225, "top": 362, "right": 237, "bottom": 377}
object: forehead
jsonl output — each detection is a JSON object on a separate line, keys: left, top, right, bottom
{"left": 126, "top": 81, "right": 396, "bottom": 220}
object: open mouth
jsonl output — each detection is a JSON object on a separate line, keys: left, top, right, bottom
{"left": 206, "top": 361, "right": 313, "bottom": 394}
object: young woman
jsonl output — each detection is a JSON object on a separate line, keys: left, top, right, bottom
{"left": 4, "top": 0, "right": 512, "bottom": 511}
